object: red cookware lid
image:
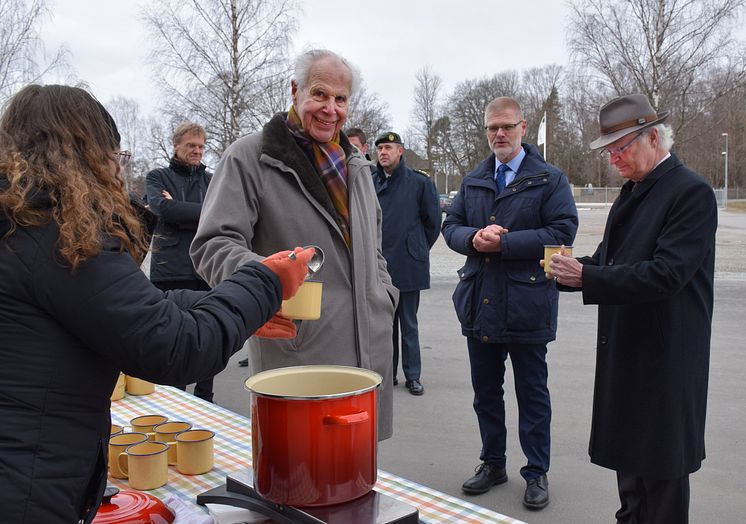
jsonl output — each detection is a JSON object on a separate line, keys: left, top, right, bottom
{"left": 93, "top": 486, "right": 175, "bottom": 524}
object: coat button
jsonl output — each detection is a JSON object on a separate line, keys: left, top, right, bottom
{"left": 482, "top": 336, "right": 489, "bottom": 343}
{"left": 600, "top": 336, "right": 608, "bottom": 345}
{"left": 607, "top": 259, "right": 614, "bottom": 266}
{"left": 529, "top": 276, "right": 536, "bottom": 282}
{"left": 489, "top": 215, "right": 496, "bottom": 221}
{"left": 485, "top": 257, "right": 491, "bottom": 263}
{"left": 483, "top": 298, "right": 490, "bottom": 304}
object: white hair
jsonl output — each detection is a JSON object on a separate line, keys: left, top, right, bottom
{"left": 293, "top": 49, "right": 361, "bottom": 95}
{"left": 644, "top": 123, "right": 675, "bottom": 151}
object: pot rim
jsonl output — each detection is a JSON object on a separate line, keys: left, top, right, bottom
{"left": 244, "top": 365, "right": 382, "bottom": 400}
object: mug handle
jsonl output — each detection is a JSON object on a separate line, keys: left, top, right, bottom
{"left": 166, "top": 441, "right": 178, "bottom": 465}
{"left": 118, "top": 452, "right": 129, "bottom": 478}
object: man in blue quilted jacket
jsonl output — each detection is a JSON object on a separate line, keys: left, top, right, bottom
{"left": 442, "top": 97, "right": 577, "bottom": 510}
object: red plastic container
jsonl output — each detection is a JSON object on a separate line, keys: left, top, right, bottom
{"left": 244, "top": 365, "right": 381, "bottom": 507}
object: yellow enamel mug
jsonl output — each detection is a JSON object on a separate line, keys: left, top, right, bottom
{"left": 175, "top": 429, "right": 215, "bottom": 475}
{"left": 118, "top": 441, "right": 170, "bottom": 490}
{"left": 153, "top": 421, "right": 193, "bottom": 465}
{"left": 108, "top": 432, "right": 148, "bottom": 479}
{"left": 280, "top": 281, "right": 323, "bottom": 320}
{"left": 125, "top": 375, "right": 155, "bottom": 396}
{"left": 110, "top": 373, "right": 126, "bottom": 401}
{"left": 543, "top": 245, "right": 573, "bottom": 278}
{"left": 130, "top": 415, "right": 168, "bottom": 439}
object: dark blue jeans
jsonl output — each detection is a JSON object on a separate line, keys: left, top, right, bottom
{"left": 392, "top": 291, "right": 422, "bottom": 381}
{"left": 466, "top": 338, "right": 551, "bottom": 480}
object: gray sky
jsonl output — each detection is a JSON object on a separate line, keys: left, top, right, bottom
{"left": 41, "top": 1, "right": 571, "bottom": 134}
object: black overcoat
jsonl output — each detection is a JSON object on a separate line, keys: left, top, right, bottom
{"left": 576, "top": 154, "right": 717, "bottom": 478}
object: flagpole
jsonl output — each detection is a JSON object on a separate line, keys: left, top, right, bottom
{"left": 537, "top": 111, "right": 547, "bottom": 160}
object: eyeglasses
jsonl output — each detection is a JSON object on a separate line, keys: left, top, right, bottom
{"left": 601, "top": 133, "right": 642, "bottom": 158}
{"left": 113, "top": 150, "right": 132, "bottom": 166}
{"left": 484, "top": 121, "right": 524, "bottom": 134}
{"left": 309, "top": 88, "right": 349, "bottom": 108}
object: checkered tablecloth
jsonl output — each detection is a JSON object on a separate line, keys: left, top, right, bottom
{"left": 110, "top": 386, "right": 525, "bottom": 524}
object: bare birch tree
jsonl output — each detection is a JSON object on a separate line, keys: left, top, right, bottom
{"left": 142, "top": 0, "right": 297, "bottom": 157}
{"left": 345, "top": 83, "right": 391, "bottom": 143}
{"left": 410, "top": 66, "right": 443, "bottom": 177}
{"left": 568, "top": 0, "right": 746, "bottom": 133}
{"left": 106, "top": 96, "right": 152, "bottom": 194}
{"left": 0, "top": 0, "right": 67, "bottom": 103}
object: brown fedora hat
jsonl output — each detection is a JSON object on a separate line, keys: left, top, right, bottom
{"left": 589, "top": 94, "right": 669, "bottom": 150}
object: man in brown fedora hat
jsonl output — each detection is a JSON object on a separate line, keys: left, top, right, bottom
{"left": 548, "top": 93, "right": 718, "bottom": 523}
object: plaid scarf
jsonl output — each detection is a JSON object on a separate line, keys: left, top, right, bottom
{"left": 286, "top": 106, "right": 351, "bottom": 248}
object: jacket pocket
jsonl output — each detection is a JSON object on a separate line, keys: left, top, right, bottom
{"left": 406, "top": 230, "right": 428, "bottom": 261}
{"left": 452, "top": 261, "right": 481, "bottom": 328}
{"left": 505, "top": 268, "right": 552, "bottom": 332}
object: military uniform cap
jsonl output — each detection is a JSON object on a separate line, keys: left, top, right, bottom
{"left": 374, "top": 131, "right": 403, "bottom": 146}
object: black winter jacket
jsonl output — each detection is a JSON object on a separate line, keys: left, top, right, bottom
{"left": 0, "top": 184, "right": 281, "bottom": 523}
{"left": 146, "top": 159, "right": 212, "bottom": 282}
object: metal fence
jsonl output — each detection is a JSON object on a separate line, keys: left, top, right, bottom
{"left": 574, "top": 186, "right": 742, "bottom": 209}
{"left": 572, "top": 186, "right": 620, "bottom": 206}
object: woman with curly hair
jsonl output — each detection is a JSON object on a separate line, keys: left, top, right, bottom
{"left": 0, "top": 84, "right": 312, "bottom": 523}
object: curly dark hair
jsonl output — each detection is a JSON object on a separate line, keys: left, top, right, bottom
{"left": 0, "top": 84, "right": 149, "bottom": 269}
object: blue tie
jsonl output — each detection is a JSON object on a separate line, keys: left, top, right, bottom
{"left": 495, "top": 163, "right": 508, "bottom": 194}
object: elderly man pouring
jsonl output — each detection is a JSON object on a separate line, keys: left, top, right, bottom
{"left": 548, "top": 94, "right": 717, "bottom": 523}
{"left": 191, "top": 49, "right": 398, "bottom": 440}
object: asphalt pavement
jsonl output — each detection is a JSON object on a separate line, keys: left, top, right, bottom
{"left": 208, "top": 207, "right": 746, "bottom": 524}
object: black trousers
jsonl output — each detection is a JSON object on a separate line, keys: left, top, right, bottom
{"left": 615, "top": 471, "right": 690, "bottom": 524}
{"left": 153, "top": 279, "right": 215, "bottom": 403}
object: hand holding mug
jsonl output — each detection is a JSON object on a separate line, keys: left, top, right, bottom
{"left": 255, "top": 313, "right": 297, "bottom": 339}
{"left": 261, "top": 247, "right": 314, "bottom": 299}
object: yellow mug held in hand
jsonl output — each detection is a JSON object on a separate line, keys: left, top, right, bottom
{"left": 543, "top": 245, "right": 573, "bottom": 279}
{"left": 280, "top": 281, "right": 323, "bottom": 320}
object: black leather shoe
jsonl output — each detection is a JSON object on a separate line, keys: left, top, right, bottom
{"left": 461, "top": 463, "right": 507, "bottom": 495}
{"left": 405, "top": 379, "right": 424, "bottom": 395}
{"left": 393, "top": 376, "right": 399, "bottom": 386}
{"left": 238, "top": 358, "right": 248, "bottom": 367}
{"left": 523, "top": 474, "right": 549, "bottom": 509}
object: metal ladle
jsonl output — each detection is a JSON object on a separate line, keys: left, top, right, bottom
{"left": 288, "top": 245, "right": 325, "bottom": 279}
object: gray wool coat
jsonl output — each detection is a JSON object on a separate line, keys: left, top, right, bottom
{"left": 191, "top": 114, "right": 398, "bottom": 440}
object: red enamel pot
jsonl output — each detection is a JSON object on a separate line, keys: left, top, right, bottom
{"left": 92, "top": 486, "right": 174, "bottom": 523}
{"left": 244, "top": 365, "right": 381, "bottom": 507}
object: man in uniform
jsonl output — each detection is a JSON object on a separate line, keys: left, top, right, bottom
{"left": 373, "top": 132, "right": 441, "bottom": 395}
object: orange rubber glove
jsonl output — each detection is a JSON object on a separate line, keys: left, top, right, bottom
{"left": 255, "top": 314, "right": 297, "bottom": 339}
{"left": 260, "top": 247, "right": 314, "bottom": 300}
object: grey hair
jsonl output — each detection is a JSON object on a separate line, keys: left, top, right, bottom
{"left": 644, "top": 123, "right": 674, "bottom": 151}
{"left": 293, "top": 49, "right": 361, "bottom": 95}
